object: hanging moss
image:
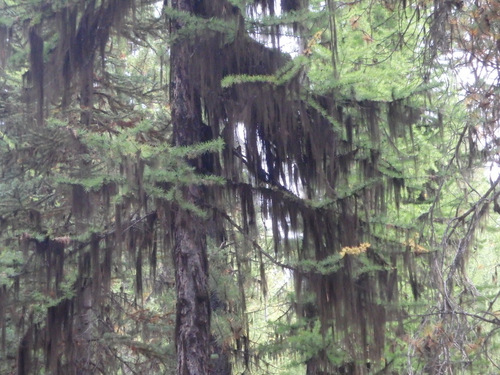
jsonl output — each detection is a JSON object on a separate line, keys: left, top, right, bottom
{"left": 0, "top": 0, "right": 449, "bottom": 373}
{"left": 28, "top": 27, "right": 44, "bottom": 126}
{"left": 175, "top": 2, "right": 429, "bottom": 370}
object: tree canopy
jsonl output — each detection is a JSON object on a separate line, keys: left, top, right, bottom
{"left": 0, "top": 0, "right": 499, "bottom": 374}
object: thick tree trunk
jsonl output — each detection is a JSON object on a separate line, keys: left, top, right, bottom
{"left": 170, "top": 0, "right": 211, "bottom": 374}
{"left": 74, "top": 278, "right": 93, "bottom": 375}
{"left": 172, "top": 211, "right": 210, "bottom": 375}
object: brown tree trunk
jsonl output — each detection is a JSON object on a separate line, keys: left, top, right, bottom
{"left": 170, "top": 0, "right": 211, "bottom": 374}
{"left": 172, "top": 210, "right": 210, "bottom": 375}
{"left": 74, "top": 277, "right": 93, "bottom": 375}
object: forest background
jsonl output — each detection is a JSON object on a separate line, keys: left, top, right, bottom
{"left": 0, "top": 0, "right": 499, "bottom": 374}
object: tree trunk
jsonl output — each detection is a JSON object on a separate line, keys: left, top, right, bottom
{"left": 172, "top": 212, "right": 210, "bottom": 375}
{"left": 74, "top": 277, "right": 93, "bottom": 375}
{"left": 170, "top": 0, "right": 211, "bottom": 374}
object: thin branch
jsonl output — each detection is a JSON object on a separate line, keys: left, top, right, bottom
{"left": 410, "top": 310, "right": 500, "bottom": 326}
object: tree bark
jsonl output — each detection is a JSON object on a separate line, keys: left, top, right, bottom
{"left": 170, "top": 0, "right": 211, "bottom": 374}
{"left": 172, "top": 210, "right": 210, "bottom": 375}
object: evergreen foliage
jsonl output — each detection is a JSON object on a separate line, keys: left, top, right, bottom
{"left": 0, "top": 0, "right": 499, "bottom": 374}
